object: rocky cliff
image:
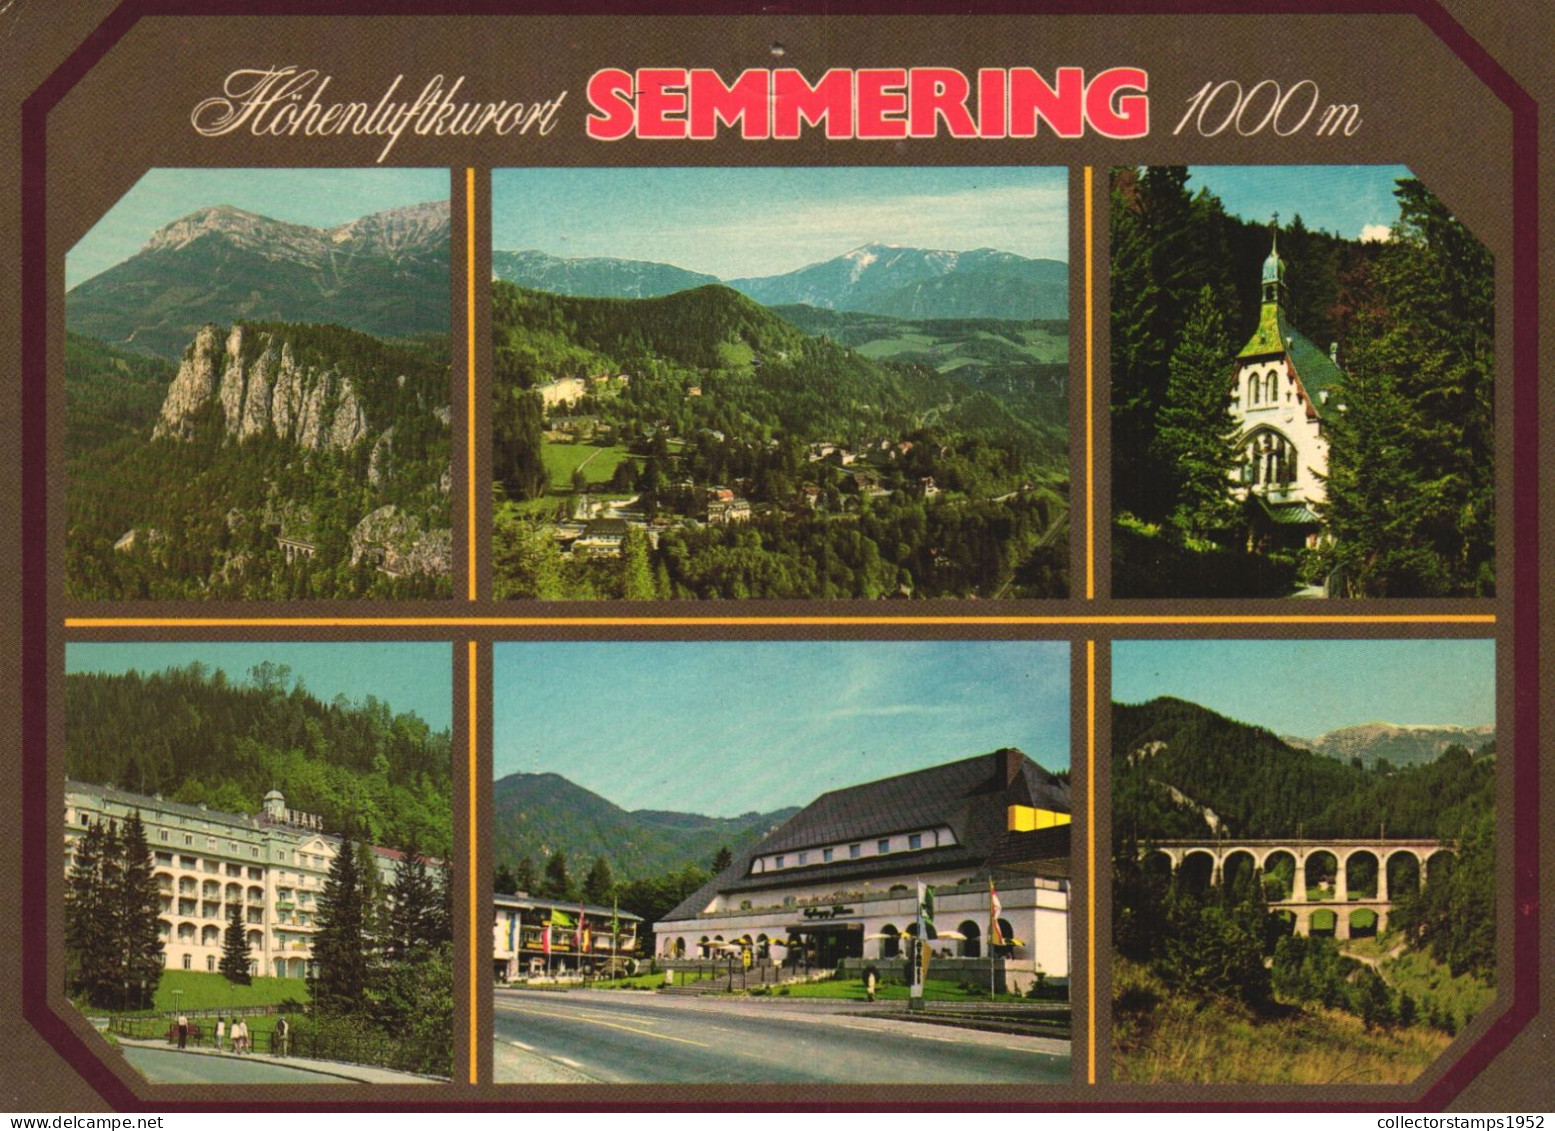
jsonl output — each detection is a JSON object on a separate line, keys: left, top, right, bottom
{"left": 153, "top": 323, "right": 368, "bottom": 451}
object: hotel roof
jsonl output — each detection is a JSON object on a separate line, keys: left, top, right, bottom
{"left": 663, "top": 749, "right": 1069, "bottom": 921}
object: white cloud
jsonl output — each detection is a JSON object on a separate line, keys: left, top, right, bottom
{"left": 1359, "top": 223, "right": 1393, "bottom": 243}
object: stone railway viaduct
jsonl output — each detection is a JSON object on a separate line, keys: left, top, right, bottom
{"left": 1144, "top": 837, "right": 1455, "bottom": 937}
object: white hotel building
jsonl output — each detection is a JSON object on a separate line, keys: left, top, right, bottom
{"left": 655, "top": 749, "right": 1072, "bottom": 989}
{"left": 64, "top": 781, "right": 410, "bottom": 980}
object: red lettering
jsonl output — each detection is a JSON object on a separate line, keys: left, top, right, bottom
{"left": 688, "top": 69, "right": 770, "bottom": 139}
{"left": 636, "top": 68, "right": 688, "bottom": 139}
{"left": 1086, "top": 67, "right": 1150, "bottom": 138}
{"left": 585, "top": 68, "right": 635, "bottom": 141}
{"left": 977, "top": 68, "right": 1008, "bottom": 138}
{"left": 854, "top": 69, "right": 908, "bottom": 138}
{"left": 1009, "top": 66, "right": 1085, "bottom": 138}
{"left": 908, "top": 68, "right": 975, "bottom": 137}
{"left": 771, "top": 69, "right": 853, "bottom": 139}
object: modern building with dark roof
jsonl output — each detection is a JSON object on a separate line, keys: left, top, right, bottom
{"left": 653, "top": 749, "right": 1071, "bottom": 988}
{"left": 1230, "top": 227, "right": 1343, "bottom": 548}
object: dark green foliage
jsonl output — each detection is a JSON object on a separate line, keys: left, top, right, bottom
{"left": 1393, "top": 806, "right": 1495, "bottom": 980}
{"left": 492, "top": 771, "right": 794, "bottom": 885}
{"left": 582, "top": 856, "right": 615, "bottom": 905}
{"left": 515, "top": 856, "right": 539, "bottom": 895}
{"left": 542, "top": 851, "right": 575, "bottom": 902}
{"left": 65, "top": 816, "right": 163, "bottom": 1011}
{"left": 220, "top": 902, "right": 252, "bottom": 985}
{"left": 384, "top": 845, "right": 443, "bottom": 963}
{"left": 1319, "top": 180, "right": 1495, "bottom": 597}
{"left": 1113, "top": 698, "right": 1495, "bottom": 840}
{"left": 64, "top": 333, "right": 174, "bottom": 460}
{"left": 310, "top": 834, "right": 374, "bottom": 1015}
{"left": 494, "top": 862, "right": 518, "bottom": 895}
{"left": 711, "top": 845, "right": 733, "bottom": 873}
{"left": 66, "top": 663, "right": 452, "bottom": 857}
{"left": 1155, "top": 287, "right": 1240, "bottom": 541}
{"left": 66, "top": 325, "right": 451, "bottom": 602}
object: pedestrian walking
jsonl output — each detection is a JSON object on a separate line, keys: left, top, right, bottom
{"left": 274, "top": 1016, "right": 289, "bottom": 1057}
{"left": 176, "top": 1014, "right": 188, "bottom": 1049}
{"left": 215, "top": 1017, "right": 226, "bottom": 1052}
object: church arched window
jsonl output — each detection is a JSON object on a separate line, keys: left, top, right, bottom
{"left": 1266, "top": 371, "right": 1278, "bottom": 401}
{"left": 1246, "top": 374, "right": 1258, "bottom": 406}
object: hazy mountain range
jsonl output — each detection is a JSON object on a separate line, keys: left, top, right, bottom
{"left": 492, "top": 771, "right": 798, "bottom": 884}
{"left": 1281, "top": 722, "right": 1496, "bottom": 770}
{"left": 492, "top": 242, "right": 1068, "bottom": 322}
{"left": 68, "top": 200, "right": 452, "bottom": 361}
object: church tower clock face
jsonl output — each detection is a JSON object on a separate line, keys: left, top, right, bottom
{"left": 1228, "top": 224, "right": 1342, "bottom": 550}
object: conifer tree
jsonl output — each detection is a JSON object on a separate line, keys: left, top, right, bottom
{"left": 1154, "top": 286, "right": 1240, "bottom": 543}
{"left": 543, "top": 850, "right": 574, "bottom": 902}
{"left": 1321, "top": 179, "right": 1495, "bottom": 597}
{"left": 117, "top": 811, "right": 165, "bottom": 1007}
{"left": 515, "top": 855, "right": 538, "bottom": 895}
{"left": 64, "top": 819, "right": 113, "bottom": 1006}
{"left": 220, "top": 901, "right": 252, "bottom": 985}
{"left": 385, "top": 843, "right": 440, "bottom": 961}
{"left": 582, "top": 856, "right": 614, "bottom": 906}
{"left": 310, "top": 834, "right": 372, "bottom": 1015}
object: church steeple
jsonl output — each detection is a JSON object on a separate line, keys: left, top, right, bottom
{"left": 1261, "top": 214, "right": 1288, "bottom": 306}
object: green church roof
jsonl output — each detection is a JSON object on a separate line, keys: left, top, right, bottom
{"left": 1237, "top": 301, "right": 1345, "bottom": 414}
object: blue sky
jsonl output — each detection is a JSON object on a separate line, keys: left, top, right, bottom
{"left": 491, "top": 167, "right": 1068, "bottom": 280}
{"left": 1111, "top": 639, "right": 1494, "bottom": 738}
{"left": 492, "top": 641, "right": 1070, "bottom": 816}
{"left": 66, "top": 168, "right": 450, "bottom": 289}
{"left": 66, "top": 641, "right": 453, "bottom": 731}
{"left": 1187, "top": 165, "right": 1414, "bottom": 242}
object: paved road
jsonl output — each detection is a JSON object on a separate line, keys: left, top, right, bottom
{"left": 121, "top": 1045, "right": 362, "bottom": 1084}
{"left": 494, "top": 988, "right": 1070, "bottom": 1084}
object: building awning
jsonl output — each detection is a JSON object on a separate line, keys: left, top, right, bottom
{"left": 1251, "top": 495, "right": 1321, "bottom": 526}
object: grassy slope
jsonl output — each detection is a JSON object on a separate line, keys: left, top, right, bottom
{"left": 1112, "top": 959, "right": 1449, "bottom": 1084}
{"left": 541, "top": 441, "right": 639, "bottom": 491}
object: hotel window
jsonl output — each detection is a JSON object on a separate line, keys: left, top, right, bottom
{"left": 908, "top": 834, "right": 923, "bottom": 850}
{"left": 159, "top": 830, "right": 169, "bottom": 842}
{"left": 79, "top": 813, "right": 89, "bottom": 826}
{"left": 775, "top": 855, "right": 785, "bottom": 868}
{"left": 181, "top": 955, "right": 191, "bottom": 970}
{"left": 849, "top": 844, "right": 861, "bottom": 859}
{"left": 183, "top": 834, "right": 193, "bottom": 846}
{"left": 207, "top": 837, "right": 216, "bottom": 849}
{"left": 207, "top": 956, "right": 216, "bottom": 972}
{"left": 798, "top": 852, "right": 809, "bottom": 865}
{"left": 877, "top": 839, "right": 890, "bottom": 854}
{"left": 251, "top": 847, "right": 260, "bottom": 858}
{"left": 823, "top": 848, "right": 834, "bottom": 863}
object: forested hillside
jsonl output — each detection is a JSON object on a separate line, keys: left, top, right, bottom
{"left": 492, "top": 771, "right": 795, "bottom": 885}
{"left": 66, "top": 663, "right": 452, "bottom": 856}
{"left": 1112, "top": 697, "right": 1496, "bottom": 841}
{"left": 492, "top": 282, "right": 1068, "bottom": 600}
{"left": 67, "top": 323, "right": 452, "bottom": 601}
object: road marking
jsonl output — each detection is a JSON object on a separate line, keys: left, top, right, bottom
{"left": 501, "top": 1003, "right": 712, "bottom": 1048}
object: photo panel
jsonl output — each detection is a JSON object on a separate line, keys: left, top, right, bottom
{"left": 1107, "top": 166, "right": 1495, "bottom": 600}
{"left": 61, "top": 641, "right": 455, "bottom": 1085}
{"left": 1107, "top": 637, "right": 1497, "bottom": 1084}
{"left": 488, "top": 639, "right": 1073, "bottom": 1085}
{"left": 489, "top": 167, "right": 1072, "bottom": 602}
{"left": 65, "top": 169, "right": 455, "bottom": 602}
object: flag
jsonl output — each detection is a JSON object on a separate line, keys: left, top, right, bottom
{"left": 576, "top": 904, "right": 586, "bottom": 953}
{"left": 541, "top": 921, "right": 551, "bottom": 955}
{"left": 582, "top": 923, "right": 592, "bottom": 953}
{"left": 508, "top": 910, "right": 518, "bottom": 952}
{"left": 989, "top": 879, "right": 1006, "bottom": 947}
{"left": 916, "top": 882, "right": 936, "bottom": 985}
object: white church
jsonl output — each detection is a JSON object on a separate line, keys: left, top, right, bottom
{"left": 1228, "top": 226, "right": 1346, "bottom": 549}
